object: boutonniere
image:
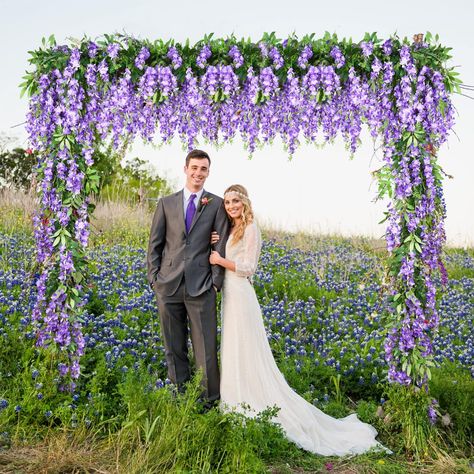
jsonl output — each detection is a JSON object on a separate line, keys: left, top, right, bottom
{"left": 200, "top": 196, "right": 213, "bottom": 209}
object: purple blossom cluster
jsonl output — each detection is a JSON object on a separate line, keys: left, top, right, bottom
{"left": 360, "top": 41, "right": 374, "bottom": 58}
{"left": 298, "top": 45, "right": 313, "bottom": 69}
{"left": 106, "top": 43, "right": 120, "bottom": 60}
{"left": 167, "top": 46, "right": 182, "bottom": 69}
{"left": 382, "top": 39, "right": 393, "bottom": 56}
{"left": 134, "top": 47, "right": 150, "bottom": 70}
{"left": 329, "top": 46, "right": 345, "bottom": 69}
{"left": 228, "top": 45, "right": 244, "bottom": 68}
{"left": 200, "top": 65, "right": 239, "bottom": 97}
{"left": 269, "top": 46, "right": 284, "bottom": 70}
{"left": 196, "top": 45, "right": 212, "bottom": 68}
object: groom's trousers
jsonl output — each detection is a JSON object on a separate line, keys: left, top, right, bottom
{"left": 155, "top": 279, "right": 220, "bottom": 402}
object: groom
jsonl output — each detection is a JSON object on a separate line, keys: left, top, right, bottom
{"left": 147, "top": 149, "right": 229, "bottom": 405}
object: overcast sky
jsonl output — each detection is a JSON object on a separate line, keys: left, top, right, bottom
{"left": 1, "top": 0, "right": 472, "bottom": 246}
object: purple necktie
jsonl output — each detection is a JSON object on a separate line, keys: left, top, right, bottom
{"left": 185, "top": 193, "right": 197, "bottom": 233}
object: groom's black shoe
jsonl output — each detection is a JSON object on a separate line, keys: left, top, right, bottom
{"left": 196, "top": 397, "right": 219, "bottom": 414}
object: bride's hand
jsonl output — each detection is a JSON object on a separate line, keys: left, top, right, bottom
{"left": 209, "top": 250, "right": 221, "bottom": 265}
{"left": 210, "top": 231, "right": 220, "bottom": 245}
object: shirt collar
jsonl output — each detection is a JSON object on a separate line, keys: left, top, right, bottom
{"left": 183, "top": 187, "right": 204, "bottom": 202}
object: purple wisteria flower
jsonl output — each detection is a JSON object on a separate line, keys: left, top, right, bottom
{"left": 82, "top": 148, "right": 94, "bottom": 166}
{"left": 88, "top": 42, "right": 98, "bottom": 58}
{"left": 330, "top": 46, "right": 345, "bottom": 69}
{"left": 269, "top": 46, "right": 284, "bottom": 70}
{"left": 400, "top": 45, "right": 417, "bottom": 76}
{"left": 360, "top": 41, "right": 374, "bottom": 57}
{"left": 65, "top": 159, "right": 84, "bottom": 195}
{"left": 228, "top": 45, "right": 244, "bottom": 68}
{"left": 167, "top": 46, "right": 182, "bottom": 69}
{"left": 428, "top": 401, "right": 437, "bottom": 424}
{"left": 296, "top": 45, "right": 312, "bottom": 69}
{"left": 69, "top": 49, "right": 81, "bottom": 70}
{"left": 258, "top": 42, "right": 268, "bottom": 58}
{"left": 75, "top": 202, "right": 90, "bottom": 247}
{"left": 134, "top": 47, "right": 150, "bottom": 70}
{"left": 382, "top": 39, "right": 393, "bottom": 56}
{"left": 196, "top": 45, "right": 212, "bottom": 68}
{"left": 106, "top": 43, "right": 120, "bottom": 59}
{"left": 387, "top": 366, "right": 412, "bottom": 385}
{"left": 259, "top": 67, "right": 279, "bottom": 97}
{"left": 96, "top": 60, "right": 108, "bottom": 84}
{"left": 59, "top": 245, "right": 74, "bottom": 283}
{"left": 58, "top": 363, "right": 69, "bottom": 377}
{"left": 219, "top": 65, "right": 239, "bottom": 95}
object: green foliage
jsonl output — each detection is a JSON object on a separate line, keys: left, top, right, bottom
{"left": 114, "top": 374, "right": 294, "bottom": 473}
{"left": 445, "top": 248, "right": 474, "bottom": 280}
{"left": 383, "top": 385, "right": 436, "bottom": 459}
{"left": 356, "top": 399, "right": 380, "bottom": 426}
{"left": 430, "top": 365, "right": 474, "bottom": 448}
{"left": 0, "top": 147, "right": 37, "bottom": 191}
{"left": 100, "top": 156, "right": 174, "bottom": 206}
{"left": 92, "top": 146, "right": 121, "bottom": 190}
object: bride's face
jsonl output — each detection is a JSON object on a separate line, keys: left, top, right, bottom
{"left": 224, "top": 195, "right": 244, "bottom": 220}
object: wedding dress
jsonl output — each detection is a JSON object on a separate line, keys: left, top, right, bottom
{"left": 220, "top": 222, "right": 385, "bottom": 456}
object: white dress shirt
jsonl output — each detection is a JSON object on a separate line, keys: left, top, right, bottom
{"left": 183, "top": 187, "right": 204, "bottom": 216}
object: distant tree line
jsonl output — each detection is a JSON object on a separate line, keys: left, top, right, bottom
{"left": 0, "top": 135, "right": 173, "bottom": 203}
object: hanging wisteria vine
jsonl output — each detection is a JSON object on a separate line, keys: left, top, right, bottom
{"left": 22, "top": 32, "right": 460, "bottom": 390}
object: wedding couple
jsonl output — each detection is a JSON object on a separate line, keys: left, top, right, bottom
{"left": 147, "top": 149, "right": 385, "bottom": 456}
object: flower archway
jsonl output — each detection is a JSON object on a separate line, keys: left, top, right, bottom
{"left": 23, "top": 32, "right": 460, "bottom": 390}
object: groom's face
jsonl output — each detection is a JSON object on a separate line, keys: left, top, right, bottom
{"left": 184, "top": 158, "right": 210, "bottom": 191}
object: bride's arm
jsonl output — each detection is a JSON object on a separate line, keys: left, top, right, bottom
{"left": 209, "top": 251, "right": 236, "bottom": 272}
{"left": 209, "top": 223, "right": 261, "bottom": 276}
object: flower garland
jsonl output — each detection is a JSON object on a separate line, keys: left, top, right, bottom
{"left": 23, "top": 32, "right": 460, "bottom": 389}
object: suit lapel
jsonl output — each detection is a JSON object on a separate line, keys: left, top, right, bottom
{"left": 188, "top": 190, "right": 209, "bottom": 234}
{"left": 175, "top": 190, "right": 186, "bottom": 235}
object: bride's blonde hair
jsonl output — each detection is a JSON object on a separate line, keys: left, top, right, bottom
{"left": 224, "top": 184, "right": 254, "bottom": 244}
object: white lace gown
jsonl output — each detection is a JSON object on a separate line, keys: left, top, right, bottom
{"left": 220, "top": 222, "right": 385, "bottom": 456}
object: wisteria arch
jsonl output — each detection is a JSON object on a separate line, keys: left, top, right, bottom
{"left": 23, "top": 32, "right": 460, "bottom": 390}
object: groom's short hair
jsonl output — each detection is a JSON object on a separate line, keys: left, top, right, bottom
{"left": 185, "top": 149, "right": 211, "bottom": 167}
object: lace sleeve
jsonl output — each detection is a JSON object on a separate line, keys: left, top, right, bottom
{"left": 235, "top": 223, "right": 262, "bottom": 277}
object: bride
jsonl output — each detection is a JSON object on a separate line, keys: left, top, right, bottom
{"left": 209, "top": 184, "right": 386, "bottom": 456}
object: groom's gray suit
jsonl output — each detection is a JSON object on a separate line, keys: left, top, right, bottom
{"left": 147, "top": 189, "right": 229, "bottom": 402}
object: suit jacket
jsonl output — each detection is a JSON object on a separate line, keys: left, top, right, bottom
{"left": 147, "top": 189, "right": 230, "bottom": 297}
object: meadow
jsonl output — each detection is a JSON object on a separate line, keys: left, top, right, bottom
{"left": 0, "top": 195, "right": 473, "bottom": 473}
